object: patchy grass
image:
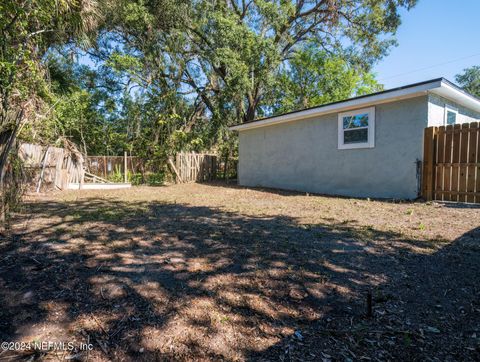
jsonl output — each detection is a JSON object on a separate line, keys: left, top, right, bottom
{"left": 1, "top": 182, "right": 479, "bottom": 361}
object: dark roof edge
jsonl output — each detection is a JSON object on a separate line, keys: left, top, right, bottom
{"left": 440, "top": 78, "right": 480, "bottom": 102}
{"left": 231, "top": 77, "right": 475, "bottom": 128}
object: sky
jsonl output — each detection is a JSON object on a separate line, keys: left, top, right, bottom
{"left": 373, "top": 0, "right": 480, "bottom": 89}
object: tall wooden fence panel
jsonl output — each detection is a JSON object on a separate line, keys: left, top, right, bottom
{"left": 174, "top": 152, "right": 217, "bottom": 183}
{"left": 423, "top": 123, "right": 480, "bottom": 203}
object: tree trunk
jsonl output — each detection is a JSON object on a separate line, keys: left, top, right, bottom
{"left": 244, "top": 89, "right": 262, "bottom": 122}
{"left": 223, "top": 151, "right": 229, "bottom": 181}
{"left": 244, "top": 103, "right": 256, "bottom": 122}
{"left": 0, "top": 118, "right": 21, "bottom": 228}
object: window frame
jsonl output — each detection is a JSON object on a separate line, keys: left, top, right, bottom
{"left": 337, "top": 107, "right": 375, "bottom": 150}
{"left": 444, "top": 104, "right": 458, "bottom": 125}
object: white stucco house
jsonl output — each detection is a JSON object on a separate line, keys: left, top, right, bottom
{"left": 229, "top": 78, "right": 480, "bottom": 199}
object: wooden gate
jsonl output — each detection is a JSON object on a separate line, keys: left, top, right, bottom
{"left": 171, "top": 152, "right": 217, "bottom": 183}
{"left": 423, "top": 123, "right": 480, "bottom": 203}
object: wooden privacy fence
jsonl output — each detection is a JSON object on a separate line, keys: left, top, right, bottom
{"left": 423, "top": 122, "right": 480, "bottom": 203}
{"left": 170, "top": 152, "right": 217, "bottom": 183}
{"left": 19, "top": 142, "right": 84, "bottom": 191}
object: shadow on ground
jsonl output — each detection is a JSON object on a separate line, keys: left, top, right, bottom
{"left": 0, "top": 195, "right": 479, "bottom": 361}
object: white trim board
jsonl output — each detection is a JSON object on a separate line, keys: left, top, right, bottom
{"left": 67, "top": 183, "right": 132, "bottom": 190}
{"left": 230, "top": 78, "right": 480, "bottom": 132}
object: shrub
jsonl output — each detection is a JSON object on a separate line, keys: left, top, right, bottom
{"left": 146, "top": 172, "right": 165, "bottom": 186}
{"left": 108, "top": 165, "right": 124, "bottom": 183}
{"left": 128, "top": 172, "right": 144, "bottom": 185}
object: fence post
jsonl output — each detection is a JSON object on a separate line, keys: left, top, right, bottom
{"left": 422, "top": 126, "right": 437, "bottom": 201}
{"left": 36, "top": 146, "right": 51, "bottom": 193}
{"left": 124, "top": 151, "right": 128, "bottom": 183}
{"left": 103, "top": 155, "right": 107, "bottom": 179}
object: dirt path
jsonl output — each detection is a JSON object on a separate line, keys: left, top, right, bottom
{"left": 1, "top": 183, "right": 479, "bottom": 361}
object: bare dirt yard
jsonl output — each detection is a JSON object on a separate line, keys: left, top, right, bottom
{"left": 1, "top": 182, "right": 479, "bottom": 361}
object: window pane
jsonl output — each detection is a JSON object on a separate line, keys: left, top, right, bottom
{"left": 446, "top": 111, "right": 456, "bottom": 125}
{"left": 343, "top": 113, "right": 369, "bottom": 129}
{"left": 344, "top": 128, "right": 368, "bottom": 144}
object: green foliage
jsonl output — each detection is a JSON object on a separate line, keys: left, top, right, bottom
{"left": 456, "top": 66, "right": 480, "bottom": 98}
{"left": 270, "top": 46, "right": 383, "bottom": 114}
{"left": 123, "top": 171, "right": 165, "bottom": 186}
{"left": 18, "top": 55, "right": 111, "bottom": 154}
{"left": 128, "top": 172, "right": 144, "bottom": 186}
{"left": 108, "top": 165, "right": 124, "bottom": 183}
{"left": 146, "top": 172, "right": 165, "bottom": 186}
{"left": 0, "top": 0, "right": 101, "bottom": 223}
{"left": 0, "top": 0, "right": 100, "bottom": 111}
{"left": 1, "top": 150, "right": 27, "bottom": 226}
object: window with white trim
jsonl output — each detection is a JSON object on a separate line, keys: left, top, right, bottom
{"left": 338, "top": 107, "right": 375, "bottom": 149}
{"left": 444, "top": 104, "right": 458, "bottom": 125}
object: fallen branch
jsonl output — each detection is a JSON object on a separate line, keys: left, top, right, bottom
{"left": 95, "top": 338, "right": 108, "bottom": 355}
{"left": 84, "top": 172, "right": 109, "bottom": 184}
{"left": 91, "top": 314, "right": 108, "bottom": 335}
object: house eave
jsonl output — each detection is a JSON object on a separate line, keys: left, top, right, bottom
{"left": 430, "top": 79, "right": 480, "bottom": 113}
{"left": 229, "top": 78, "right": 480, "bottom": 132}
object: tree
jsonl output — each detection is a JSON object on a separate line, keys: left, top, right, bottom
{"left": 182, "top": 0, "right": 416, "bottom": 124}
{"left": 81, "top": 0, "right": 415, "bottom": 160}
{"left": 456, "top": 66, "right": 480, "bottom": 98}
{"left": 0, "top": 0, "right": 101, "bottom": 223}
{"left": 269, "top": 45, "right": 383, "bottom": 115}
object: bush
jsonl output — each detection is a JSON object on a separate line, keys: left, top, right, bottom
{"left": 128, "top": 172, "right": 144, "bottom": 185}
{"left": 146, "top": 172, "right": 165, "bottom": 186}
{"left": 108, "top": 165, "right": 124, "bottom": 183}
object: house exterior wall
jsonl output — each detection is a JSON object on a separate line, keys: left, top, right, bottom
{"left": 428, "top": 93, "right": 480, "bottom": 126}
{"left": 238, "top": 96, "right": 428, "bottom": 199}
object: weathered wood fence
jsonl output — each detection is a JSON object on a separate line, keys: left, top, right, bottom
{"left": 171, "top": 152, "right": 218, "bottom": 183}
{"left": 86, "top": 152, "right": 234, "bottom": 184}
{"left": 19, "top": 143, "right": 84, "bottom": 191}
{"left": 86, "top": 155, "right": 144, "bottom": 179}
{"left": 423, "top": 122, "right": 480, "bottom": 203}
{"left": 20, "top": 146, "right": 226, "bottom": 189}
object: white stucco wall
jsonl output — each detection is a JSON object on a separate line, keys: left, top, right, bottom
{"left": 428, "top": 93, "right": 480, "bottom": 126}
{"left": 238, "top": 96, "right": 429, "bottom": 199}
